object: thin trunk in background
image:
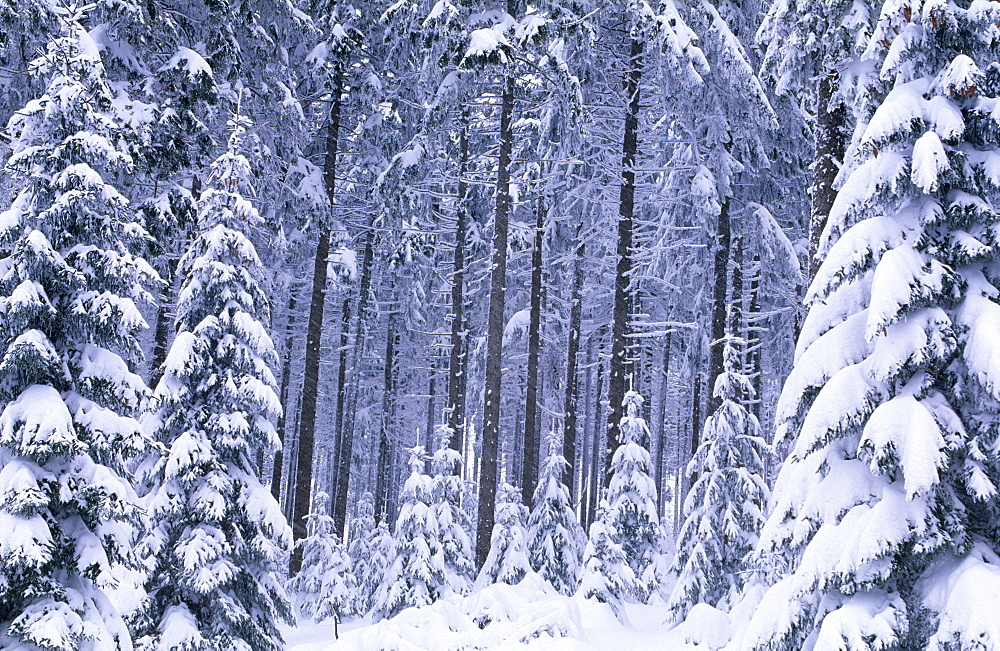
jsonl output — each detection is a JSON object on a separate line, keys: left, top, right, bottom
{"left": 290, "top": 69, "right": 343, "bottom": 573}
{"left": 331, "top": 295, "right": 351, "bottom": 506}
{"left": 447, "top": 110, "right": 470, "bottom": 452}
{"left": 747, "top": 253, "right": 763, "bottom": 417}
{"left": 271, "top": 285, "right": 299, "bottom": 502}
{"left": 521, "top": 196, "right": 546, "bottom": 506}
{"left": 654, "top": 330, "right": 672, "bottom": 514}
{"left": 562, "top": 229, "right": 585, "bottom": 500}
{"left": 333, "top": 223, "right": 376, "bottom": 536}
{"left": 607, "top": 35, "right": 643, "bottom": 481}
{"left": 375, "top": 308, "right": 399, "bottom": 523}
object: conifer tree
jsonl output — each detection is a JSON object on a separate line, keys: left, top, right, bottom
{"left": 431, "top": 427, "right": 474, "bottom": 595}
{"left": 602, "top": 390, "right": 672, "bottom": 602}
{"left": 372, "top": 447, "right": 446, "bottom": 621}
{"left": 347, "top": 491, "right": 378, "bottom": 613}
{"left": 0, "top": 5, "right": 155, "bottom": 647}
{"left": 477, "top": 482, "right": 532, "bottom": 587}
{"left": 743, "top": 0, "right": 1000, "bottom": 646}
{"left": 577, "top": 505, "right": 635, "bottom": 621}
{"left": 669, "top": 337, "right": 768, "bottom": 622}
{"left": 527, "top": 429, "right": 584, "bottom": 595}
{"left": 286, "top": 492, "right": 357, "bottom": 623}
{"left": 133, "top": 110, "right": 291, "bottom": 651}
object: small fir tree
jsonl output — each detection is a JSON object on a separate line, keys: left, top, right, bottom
{"left": 347, "top": 491, "right": 378, "bottom": 613}
{"left": 286, "top": 492, "right": 358, "bottom": 623}
{"left": 527, "top": 429, "right": 585, "bottom": 595}
{"left": 133, "top": 110, "right": 291, "bottom": 651}
{"left": 431, "top": 425, "right": 475, "bottom": 595}
{"left": 578, "top": 506, "right": 636, "bottom": 621}
{"left": 372, "top": 447, "right": 446, "bottom": 620}
{"left": 668, "top": 337, "right": 768, "bottom": 622}
{"left": 0, "top": 5, "right": 156, "bottom": 648}
{"left": 602, "top": 390, "right": 672, "bottom": 603}
{"left": 477, "top": 482, "right": 532, "bottom": 587}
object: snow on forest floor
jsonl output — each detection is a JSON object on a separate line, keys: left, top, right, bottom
{"left": 282, "top": 575, "right": 727, "bottom": 650}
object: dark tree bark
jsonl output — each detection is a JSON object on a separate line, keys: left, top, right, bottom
{"left": 747, "top": 253, "right": 763, "bottom": 418}
{"left": 330, "top": 296, "right": 351, "bottom": 507}
{"left": 290, "top": 69, "right": 343, "bottom": 573}
{"left": 707, "top": 196, "right": 731, "bottom": 417}
{"left": 333, "top": 224, "right": 375, "bottom": 536}
{"left": 562, "top": 229, "right": 585, "bottom": 500}
{"left": 654, "top": 330, "right": 672, "bottom": 513}
{"left": 476, "top": 66, "right": 517, "bottom": 570}
{"left": 447, "top": 111, "right": 470, "bottom": 452}
{"left": 271, "top": 286, "right": 299, "bottom": 502}
{"left": 521, "top": 196, "right": 546, "bottom": 506}
{"left": 586, "top": 351, "right": 606, "bottom": 530}
{"left": 426, "top": 351, "right": 438, "bottom": 449}
{"left": 810, "top": 69, "right": 848, "bottom": 279}
{"left": 375, "top": 309, "right": 399, "bottom": 524}
{"left": 606, "top": 36, "right": 644, "bottom": 482}
{"left": 730, "top": 237, "right": 744, "bottom": 355}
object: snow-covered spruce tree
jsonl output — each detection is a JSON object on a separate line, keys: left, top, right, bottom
{"left": 600, "top": 390, "right": 672, "bottom": 603}
{"left": 365, "top": 521, "right": 396, "bottom": 612}
{"left": 741, "top": 1, "right": 1000, "bottom": 647}
{"left": 347, "top": 491, "right": 377, "bottom": 613}
{"left": 132, "top": 111, "right": 291, "bottom": 651}
{"left": 578, "top": 505, "right": 636, "bottom": 620}
{"left": 668, "top": 337, "right": 768, "bottom": 622}
{"left": 372, "top": 447, "right": 446, "bottom": 621}
{"left": 0, "top": 5, "right": 156, "bottom": 648}
{"left": 477, "top": 482, "right": 532, "bottom": 588}
{"left": 430, "top": 427, "right": 474, "bottom": 595}
{"left": 286, "top": 492, "right": 357, "bottom": 623}
{"left": 527, "top": 429, "right": 585, "bottom": 596}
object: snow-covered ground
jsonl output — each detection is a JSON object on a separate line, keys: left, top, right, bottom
{"left": 282, "top": 575, "right": 728, "bottom": 650}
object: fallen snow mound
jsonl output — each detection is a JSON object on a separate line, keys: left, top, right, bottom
{"left": 287, "top": 573, "right": 708, "bottom": 650}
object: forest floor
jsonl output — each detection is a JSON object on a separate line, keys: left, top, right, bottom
{"left": 282, "top": 575, "right": 727, "bottom": 649}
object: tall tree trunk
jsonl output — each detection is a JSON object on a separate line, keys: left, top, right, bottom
{"left": 447, "top": 110, "right": 470, "bottom": 452}
{"left": 810, "top": 69, "right": 848, "bottom": 279}
{"left": 333, "top": 224, "right": 375, "bottom": 536}
{"left": 707, "top": 196, "right": 731, "bottom": 416}
{"left": 606, "top": 36, "right": 643, "bottom": 481}
{"left": 375, "top": 308, "right": 399, "bottom": 524}
{"left": 586, "top": 350, "right": 606, "bottom": 529}
{"left": 426, "top": 351, "right": 438, "bottom": 449}
{"left": 562, "top": 229, "right": 585, "bottom": 500}
{"left": 271, "top": 285, "right": 299, "bottom": 502}
{"left": 730, "top": 237, "right": 744, "bottom": 353}
{"left": 521, "top": 196, "right": 546, "bottom": 506}
{"left": 290, "top": 69, "right": 343, "bottom": 574}
{"left": 476, "top": 69, "right": 516, "bottom": 570}
{"left": 654, "top": 330, "right": 672, "bottom": 513}
{"left": 747, "top": 253, "right": 763, "bottom": 417}
{"left": 330, "top": 296, "right": 351, "bottom": 507}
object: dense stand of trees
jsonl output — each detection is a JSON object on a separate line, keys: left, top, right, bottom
{"left": 6, "top": 0, "right": 1000, "bottom": 647}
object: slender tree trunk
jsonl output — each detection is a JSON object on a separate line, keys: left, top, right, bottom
{"left": 333, "top": 224, "right": 375, "bottom": 536}
{"left": 290, "top": 69, "right": 343, "bottom": 573}
{"left": 707, "top": 196, "right": 731, "bottom": 416}
{"left": 426, "top": 351, "right": 438, "bottom": 449}
{"left": 811, "top": 69, "right": 848, "bottom": 279}
{"left": 562, "top": 230, "right": 585, "bottom": 500}
{"left": 447, "top": 110, "right": 470, "bottom": 452}
{"left": 521, "top": 196, "right": 546, "bottom": 506}
{"left": 730, "top": 238, "right": 744, "bottom": 355}
{"left": 271, "top": 285, "right": 299, "bottom": 502}
{"left": 375, "top": 309, "right": 399, "bottom": 524}
{"left": 607, "top": 36, "right": 643, "bottom": 481}
{"left": 586, "top": 351, "right": 606, "bottom": 529}
{"left": 330, "top": 296, "right": 351, "bottom": 506}
{"left": 654, "top": 330, "right": 671, "bottom": 513}
{"left": 747, "top": 253, "right": 763, "bottom": 417}
{"left": 476, "top": 69, "right": 516, "bottom": 570}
